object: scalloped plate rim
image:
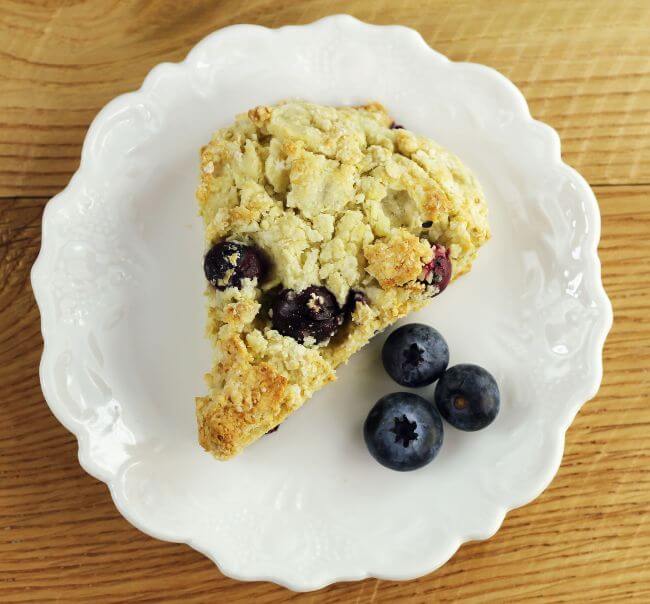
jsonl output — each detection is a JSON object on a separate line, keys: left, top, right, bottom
{"left": 31, "top": 14, "right": 613, "bottom": 591}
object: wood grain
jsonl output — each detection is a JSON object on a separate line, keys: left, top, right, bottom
{"left": 1, "top": 0, "right": 649, "bottom": 196}
{"left": 1, "top": 1, "right": 649, "bottom": 602}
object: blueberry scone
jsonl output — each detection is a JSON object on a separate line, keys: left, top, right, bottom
{"left": 196, "top": 100, "right": 489, "bottom": 459}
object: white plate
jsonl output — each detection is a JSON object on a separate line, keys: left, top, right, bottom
{"left": 32, "top": 15, "right": 612, "bottom": 591}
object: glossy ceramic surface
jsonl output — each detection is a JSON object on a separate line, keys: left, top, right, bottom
{"left": 32, "top": 16, "right": 612, "bottom": 591}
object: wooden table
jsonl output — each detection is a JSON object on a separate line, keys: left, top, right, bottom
{"left": 1, "top": 1, "right": 649, "bottom": 601}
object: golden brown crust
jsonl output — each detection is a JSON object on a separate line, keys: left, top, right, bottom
{"left": 247, "top": 105, "right": 272, "bottom": 126}
{"left": 197, "top": 361, "right": 290, "bottom": 457}
{"left": 364, "top": 230, "right": 433, "bottom": 288}
{"left": 196, "top": 100, "right": 490, "bottom": 459}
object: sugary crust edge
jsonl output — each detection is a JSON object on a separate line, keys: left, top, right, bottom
{"left": 196, "top": 291, "right": 429, "bottom": 459}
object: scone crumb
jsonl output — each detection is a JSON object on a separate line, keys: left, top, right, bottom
{"left": 248, "top": 105, "right": 272, "bottom": 126}
{"left": 364, "top": 230, "right": 433, "bottom": 288}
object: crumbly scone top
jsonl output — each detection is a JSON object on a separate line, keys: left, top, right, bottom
{"left": 197, "top": 100, "right": 489, "bottom": 307}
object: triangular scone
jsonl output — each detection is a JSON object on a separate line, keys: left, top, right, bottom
{"left": 196, "top": 100, "right": 490, "bottom": 459}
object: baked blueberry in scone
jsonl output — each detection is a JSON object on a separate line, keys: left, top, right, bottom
{"left": 196, "top": 100, "right": 490, "bottom": 459}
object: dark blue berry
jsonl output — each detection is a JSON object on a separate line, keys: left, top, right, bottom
{"left": 204, "top": 241, "right": 266, "bottom": 289}
{"left": 382, "top": 323, "right": 449, "bottom": 388}
{"left": 363, "top": 392, "right": 443, "bottom": 471}
{"left": 270, "top": 286, "right": 344, "bottom": 344}
{"left": 435, "top": 364, "right": 500, "bottom": 431}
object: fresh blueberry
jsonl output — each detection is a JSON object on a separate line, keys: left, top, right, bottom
{"left": 270, "top": 285, "right": 344, "bottom": 344}
{"left": 363, "top": 392, "right": 444, "bottom": 471}
{"left": 382, "top": 323, "right": 449, "bottom": 388}
{"left": 435, "top": 364, "right": 500, "bottom": 431}
{"left": 419, "top": 244, "right": 452, "bottom": 296}
{"left": 204, "top": 241, "right": 266, "bottom": 289}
